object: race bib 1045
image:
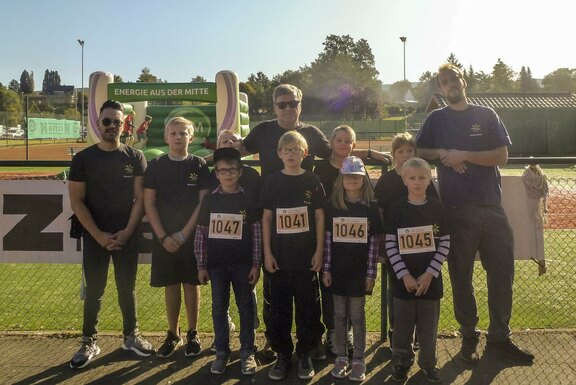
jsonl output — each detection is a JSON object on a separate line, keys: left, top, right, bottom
{"left": 397, "top": 225, "right": 435, "bottom": 254}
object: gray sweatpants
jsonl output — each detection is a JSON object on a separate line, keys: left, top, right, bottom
{"left": 333, "top": 294, "right": 366, "bottom": 361}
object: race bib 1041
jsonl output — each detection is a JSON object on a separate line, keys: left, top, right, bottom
{"left": 276, "top": 206, "right": 309, "bottom": 234}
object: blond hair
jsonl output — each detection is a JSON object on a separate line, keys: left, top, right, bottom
{"left": 217, "top": 129, "right": 241, "bottom": 149}
{"left": 277, "top": 131, "right": 308, "bottom": 151}
{"left": 330, "top": 125, "right": 356, "bottom": 143}
{"left": 401, "top": 157, "right": 431, "bottom": 178}
{"left": 391, "top": 132, "right": 416, "bottom": 154}
{"left": 436, "top": 63, "right": 465, "bottom": 86}
{"left": 165, "top": 117, "right": 195, "bottom": 136}
{"left": 330, "top": 173, "right": 375, "bottom": 210}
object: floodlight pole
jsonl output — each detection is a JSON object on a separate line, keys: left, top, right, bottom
{"left": 399, "top": 36, "right": 407, "bottom": 129}
{"left": 78, "top": 39, "right": 85, "bottom": 141}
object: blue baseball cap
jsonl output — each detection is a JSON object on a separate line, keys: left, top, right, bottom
{"left": 340, "top": 156, "right": 366, "bottom": 175}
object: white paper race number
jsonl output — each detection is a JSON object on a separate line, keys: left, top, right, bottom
{"left": 276, "top": 206, "right": 309, "bottom": 234}
{"left": 397, "top": 225, "right": 436, "bottom": 254}
{"left": 209, "top": 213, "right": 243, "bottom": 240}
{"left": 332, "top": 217, "right": 368, "bottom": 243}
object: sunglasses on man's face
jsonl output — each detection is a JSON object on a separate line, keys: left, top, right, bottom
{"left": 101, "top": 118, "right": 124, "bottom": 127}
{"left": 276, "top": 100, "right": 300, "bottom": 110}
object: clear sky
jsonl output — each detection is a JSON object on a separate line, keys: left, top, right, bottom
{"left": 0, "top": 0, "right": 573, "bottom": 90}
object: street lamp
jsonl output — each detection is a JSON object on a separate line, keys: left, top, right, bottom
{"left": 399, "top": 36, "right": 407, "bottom": 128}
{"left": 77, "top": 39, "right": 85, "bottom": 141}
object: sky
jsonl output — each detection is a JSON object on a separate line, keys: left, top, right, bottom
{"left": 0, "top": 0, "right": 574, "bottom": 90}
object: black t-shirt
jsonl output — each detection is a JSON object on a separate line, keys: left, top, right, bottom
{"left": 143, "top": 154, "right": 211, "bottom": 234}
{"left": 385, "top": 197, "right": 448, "bottom": 300}
{"left": 68, "top": 144, "right": 146, "bottom": 233}
{"left": 209, "top": 164, "right": 261, "bottom": 205}
{"left": 243, "top": 120, "right": 331, "bottom": 177}
{"left": 260, "top": 170, "right": 325, "bottom": 269}
{"left": 374, "top": 168, "right": 439, "bottom": 218}
{"left": 197, "top": 189, "right": 260, "bottom": 269}
{"left": 313, "top": 158, "right": 340, "bottom": 201}
{"left": 325, "top": 201, "right": 383, "bottom": 297}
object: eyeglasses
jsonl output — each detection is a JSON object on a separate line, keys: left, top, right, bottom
{"left": 275, "top": 100, "right": 300, "bottom": 110}
{"left": 220, "top": 138, "right": 240, "bottom": 145}
{"left": 215, "top": 167, "right": 240, "bottom": 176}
{"left": 101, "top": 118, "right": 124, "bottom": 127}
{"left": 280, "top": 147, "right": 303, "bottom": 154}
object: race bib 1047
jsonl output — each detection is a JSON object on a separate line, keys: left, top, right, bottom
{"left": 209, "top": 213, "right": 243, "bottom": 240}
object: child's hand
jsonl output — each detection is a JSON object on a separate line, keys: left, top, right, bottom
{"left": 163, "top": 235, "right": 180, "bottom": 253}
{"left": 416, "top": 272, "right": 433, "bottom": 296}
{"left": 322, "top": 272, "right": 332, "bottom": 287}
{"left": 402, "top": 274, "right": 418, "bottom": 293}
{"left": 310, "top": 251, "right": 323, "bottom": 272}
{"left": 198, "top": 269, "right": 210, "bottom": 285}
{"left": 248, "top": 267, "right": 260, "bottom": 285}
{"left": 365, "top": 278, "right": 375, "bottom": 294}
{"left": 264, "top": 254, "right": 279, "bottom": 273}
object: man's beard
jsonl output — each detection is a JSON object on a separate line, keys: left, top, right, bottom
{"left": 446, "top": 89, "right": 465, "bottom": 104}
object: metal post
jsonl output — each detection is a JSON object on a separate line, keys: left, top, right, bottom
{"left": 78, "top": 39, "right": 85, "bottom": 141}
{"left": 400, "top": 36, "right": 407, "bottom": 129}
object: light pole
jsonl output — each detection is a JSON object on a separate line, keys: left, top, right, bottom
{"left": 77, "top": 39, "right": 85, "bottom": 141}
{"left": 399, "top": 36, "right": 407, "bottom": 128}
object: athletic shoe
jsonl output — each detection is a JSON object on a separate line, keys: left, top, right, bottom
{"left": 122, "top": 334, "right": 155, "bottom": 356}
{"left": 458, "top": 335, "right": 480, "bottom": 364}
{"left": 210, "top": 321, "right": 235, "bottom": 352}
{"left": 241, "top": 353, "right": 258, "bottom": 375}
{"left": 422, "top": 367, "right": 442, "bottom": 383}
{"left": 210, "top": 353, "right": 230, "bottom": 374}
{"left": 485, "top": 338, "right": 534, "bottom": 363}
{"left": 391, "top": 365, "right": 410, "bottom": 382}
{"left": 185, "top": 330, "right": 202, "bottom": 357}
{"left": 269, "top": 353, "right": 291, "bottom": 380}
{"left": 349, "top": 359, "right": 366, "bottom": 382}
{"left": 70, "top": 337, "right": 100, "bottom": 369}
{"left": 157, "top": 330, "right": 183, "bottom": 358}
{"left": 297, "top": 354, "right": 315, "bottom": 380}
{"left": 330, "top": 356, "right": 349, "bottom": 378}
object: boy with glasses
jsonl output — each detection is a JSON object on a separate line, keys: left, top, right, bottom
{"left": 68, "top": 99, "right": 154, "bottom": 369}
{"left": 261, "top": 131, "right": 326, "bottom": 381}
{"left": 143, "top": 117, "right": 210, "bottom": 358}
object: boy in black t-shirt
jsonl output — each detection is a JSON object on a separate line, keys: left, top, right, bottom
{"left": 195, "top": 147, "right": 261, "bottom": 376}
{"left": 385, "top": 158, "right": 450, "bottom": 383}
{"left": 261, "top": 131, "right": 325, "bottom": 381}
{"left": 143, "top": 117, "right": 210, "bottom": 358}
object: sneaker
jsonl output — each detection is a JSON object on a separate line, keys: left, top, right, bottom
{"left": 330, "top": 356, "right": 349, "bottom": 378}
{"left": 311, "top": 341, "right": 326, "bottom": 360}
{"left": 157, "top": 330, "right": 183, "bottom": 358}
{"left": 485, "top": 338, "right": 534, "bottom": 363}
{"left": 326, "top": 329, "right": 336, "bottom": 355}
{"left": 297, "top": 354, "right": 315, "bottom": 380}
{"left": 269, "top": 353, "right": 291, "bottom": 381}
{"left": 391, "top": 365, "right": 410, "bottom": 382}
{"left": 70, "top": 337, "right": 100, "bottom": 369}
{"left": 122, "top": 334, "right": 155, "bottom": 357}
{"left": 422, "top": 367, "right": 442, "bottom": 383}
{"left": 349, "top": 359, "right": 366, "bottom": 382}
{"left": 458, "top": 335, "right": 480, "bottom": 364}
{"left": 241, "top": 353, "right": 258, "bottom": 375}
{"left": 210, "top": 321, "right": 235, "bottom": 352}
{"left": 185, "top": 330, "right": 202, "bottom": 357}
{"left": 210, "top": 353, "right": 230, "bottom": 374}
{"left": 346, "top": 330, "right": 354, "bottom": 356}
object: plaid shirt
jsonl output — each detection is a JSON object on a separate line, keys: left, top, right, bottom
{"left": 323, "top": 231, "right": 381, "bottom": 280}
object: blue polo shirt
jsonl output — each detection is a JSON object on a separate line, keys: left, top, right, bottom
{"left": 416, "top": 105, "right": 511, "bottom": 208}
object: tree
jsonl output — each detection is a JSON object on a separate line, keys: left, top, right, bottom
{"left": 137, "top": 67, "right": 160, "bottom": 83}
{"left": 447, "top": 53, "right": 463, "bottom": 68}
{"left": 113, "top": 74, "right": 124, "bottom": 83}
{"left": 0, "top": 88, "right": 23, "bottom": 126}
{"left": 191, "top": 75, "right": 207, "bottom": 83}
{"left": 412, "top": 71, "right": 437, "bottom": 109}
{"left": 491, "top": 58, "right": 515, "bottom": 92}
{"left": 244, "top": 71, "right": 273, "bottom": 115}
{"left": 518, "top": 66, "right": 540, "bottom": 92}
{"left": 388, "top": 80, "right": 412, "bottom": 103}
{"left": 19, "top": 70, "right": 35, "bottom": 94}
{"left": 542, "top": 68, "right": 576, "bottom": 92}
{"left": 8, "top": 79, "right": 20, "bottom": 93}
{"left": 42, "top": 70, "right": 61, "bottom": 93}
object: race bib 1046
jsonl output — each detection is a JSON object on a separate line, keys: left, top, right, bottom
{"left": 276, "top": 206, "right": 309, "bottom": 234}
{"left": 397, "top": 225, "right": 435, "bottom": 254}
{"left": 209, "top": 213, "right": 243, "bottom": 240}
{"left": 332, "top": 217, "right": 368, "bottom": 243}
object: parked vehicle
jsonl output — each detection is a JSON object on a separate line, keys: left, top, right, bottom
{"left": 4, "top": 127, "right": 25, "bottom": 139}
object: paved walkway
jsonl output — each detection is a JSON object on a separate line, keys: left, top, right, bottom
{"left": 1, "top": 331, "right": 575, "bottom": 385}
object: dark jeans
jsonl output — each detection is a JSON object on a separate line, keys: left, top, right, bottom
{"left": 210, "top": 264, "right": 255, "bottom": 355}
{"left": 268, "top": 269, "right": 324, "bottom": 357}
{"left": 82, "top": 233, "right": 139, "bottom": 339}
{"left": 447, "top": 205, "right": 514, "bottom": 342}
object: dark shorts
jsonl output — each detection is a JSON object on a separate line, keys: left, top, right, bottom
{"left": 150, "top": 240, "right": 200, "bottom": 287}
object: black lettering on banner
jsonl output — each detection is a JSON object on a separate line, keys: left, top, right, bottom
{"left": 3, "top": 194, "right": 62, "bottom": 251}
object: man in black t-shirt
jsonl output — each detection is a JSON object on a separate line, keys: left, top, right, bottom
{"left": 68, "top": 100, "right": 154, "bottom": 369}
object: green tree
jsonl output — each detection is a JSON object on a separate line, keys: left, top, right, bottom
{"left": 0, "top": 88, "right": 24, "bottom": 126}
{"left": 191, "top": 75, "right": 207, "bottom": 83}
{"left": 412, "top": 71, "right": 437, "bottom": 109}
{"left": 447, "top": 53, "right": 463, "bottom": 68}
{"left": 518, "top": 66, "right": 540, "bottom": 92}
{"left": 491, "top": 58, "right": 515, "bottom": 92}
{"left": 19, "top": 70, "right": 35, "bottom": 94}
{"left": 42, "top": 70, "right": 61, "bottom": 93}
{"left": 244, "top": 71, "right": 273, "bottom": 115}
{"left": 137, "top": 67, "right": 160, "bottom": 83}
{"left": 113, "top": 74, "right": 124, "bottom": 83}
{"left": 541, "top": 68, "right": 576, "bottom": 92}
{"left": 8, "top": 79, "right": 20, "bottom": 93}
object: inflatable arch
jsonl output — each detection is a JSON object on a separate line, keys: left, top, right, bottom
{"left": 87, "top": 70, "right": 249, "bottom": 159}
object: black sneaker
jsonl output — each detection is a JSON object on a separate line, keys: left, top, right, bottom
{"left": 422, "top": 367, "right": 442, "bottom": 383}
{"left": 157, "top": 330, "right": 183, "bottom": 358}
{"left": 185, "top": 330, "right": 202, "bottom": 357}
{"left": 458, "top": 335, "right": 480, "bottom": 364}
{"left": 70, "top": 337, "right": 100, "bottom": 369}
{"left": 297, "top": 354, "right": 315, "bottom": 380}
{"left": 485, "top": 339, "right": 534, "bottom": 363}
{"left": 391, "top": 365, "right": 410, "bottom": 382}
{"left": 269, "top": 353, "right": 291, "bottom": 381}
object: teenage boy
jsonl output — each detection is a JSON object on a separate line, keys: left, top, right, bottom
{"left": 143, "top": 117, "right": 210, "bottom": 358}
{"left": 194, "top": 147, "right": 261, "bottom": 376}
{"left": 261, "top": 131, "right": 325, "bottom": 381}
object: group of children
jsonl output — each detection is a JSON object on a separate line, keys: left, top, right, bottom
{"left": 146, "top": 116, "right": 449, "bottom": 383}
